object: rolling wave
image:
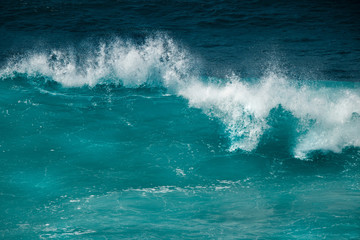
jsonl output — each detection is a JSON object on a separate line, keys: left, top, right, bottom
{"left": 1, "top": 36, "right": 359, "bottom": 159}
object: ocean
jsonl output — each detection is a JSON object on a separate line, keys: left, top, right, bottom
{"left": 0, "top": 1, "right": 359, "bottom": 239}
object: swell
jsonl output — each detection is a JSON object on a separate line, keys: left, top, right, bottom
{"left": 1, "top": 35, "right": 359, "bottom": 159}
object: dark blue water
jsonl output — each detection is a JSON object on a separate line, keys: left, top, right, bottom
{"left": 1, "top": 1, "right": 360, "bottom": 239}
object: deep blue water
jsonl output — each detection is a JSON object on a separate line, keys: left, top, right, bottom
{"left": 0, "top": 1, "right": 360, "bottom": 239}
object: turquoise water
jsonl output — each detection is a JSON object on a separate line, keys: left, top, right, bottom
{"left": 1, "top": 1, "right": 360, "bottom": 239}
{"left": 1, "top": 38, "right": 359, "bottom": 239}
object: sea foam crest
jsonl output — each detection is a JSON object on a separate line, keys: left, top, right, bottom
{"left": 1, "top": 36, "right": 359, "bottom": 159}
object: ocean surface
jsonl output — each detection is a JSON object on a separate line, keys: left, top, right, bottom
{"left": 1, "top": 1, "right": 360, "bottom": 239}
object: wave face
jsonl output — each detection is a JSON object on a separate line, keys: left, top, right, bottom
{"left": 1, "top": 36, "right": 359, "bottom": 159}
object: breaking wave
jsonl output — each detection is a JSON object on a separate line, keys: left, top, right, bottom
{"left": 1, "top": 35, "right": 359, "bottom": 159}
